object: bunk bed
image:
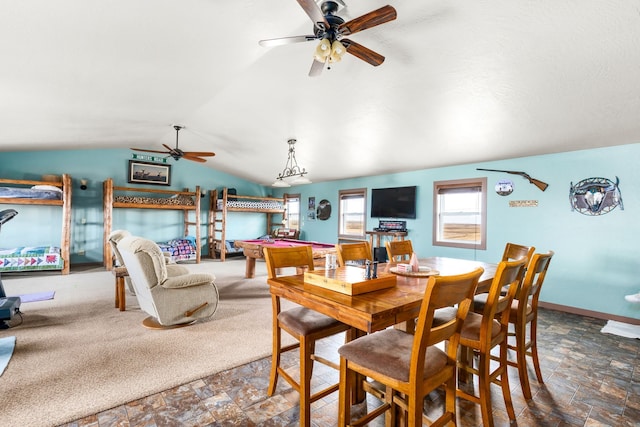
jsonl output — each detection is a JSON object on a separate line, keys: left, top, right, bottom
{"left": 0, "top": 174, "right": 72, "bottom": 275}
{"left": 103, "top": 178, "right": 201, "bottom": 269}
{"left": 208, "top": 188, "right": 286, "bottom": 261}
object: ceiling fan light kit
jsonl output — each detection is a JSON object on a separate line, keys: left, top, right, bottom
{"left": 272, "top": 139, "right": 311, "bottom": 187}
{"left": 259, "top": 0, "right": 397, "bottom": 76}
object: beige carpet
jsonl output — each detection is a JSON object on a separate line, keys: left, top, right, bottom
{"left": 0, "top": 258, "right": 286, "bottom": 427}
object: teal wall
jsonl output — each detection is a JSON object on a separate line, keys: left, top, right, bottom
{"left": 0, "top": 144, "right": 638, "bottom": 320}
{"left": 272, "top": 144, "right": 639, "bottom": 320}
{"left": 0, "top": 148, "right": 272, "bottom": 262}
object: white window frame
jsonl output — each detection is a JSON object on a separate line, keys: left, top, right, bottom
{"left": 284, "top": 193, "right": 300, "bottom": 231}
{"left": 338, "top": 188, "right": 367, "bottom": 239}
{"left": 433, "top": 178, "right": 487, "bottom": 250}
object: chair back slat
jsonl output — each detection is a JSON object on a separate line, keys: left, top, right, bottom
{"left": 264, "top": 245, "right": 314, "bottom": 279}
{"left": 411, "top": 267, "right": 484, "bottom": 376}
{"left": 502, "top": 242, "right": 535, "bottom": 264}
{"left": 385, "top": 239, "right": 414, "bottom": 262}
{"left": 336, "top": 241, "right": 372, "bottom": 266}
{"left": 520, "top": 251, "right": 554, "bottom": 305}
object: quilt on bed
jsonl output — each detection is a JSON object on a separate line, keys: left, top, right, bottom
{"left": 157, "top": 236, "right": 197, "bottom": 263}
{"left": 0, "top": 186, "right": 63, "bottom": 200}
{"left": 0, "top": 246, "right": 64, "bottom": 271}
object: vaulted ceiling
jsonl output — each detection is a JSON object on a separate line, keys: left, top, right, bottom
{"left": 2, "top": 0, "right": 639, "bottom": 185}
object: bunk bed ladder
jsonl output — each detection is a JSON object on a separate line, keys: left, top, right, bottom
{"left": 184, "top": 186, "right": 201, "bottom": 264}
{"left": 208, "top": 189, "right": 226, "bottom": 261}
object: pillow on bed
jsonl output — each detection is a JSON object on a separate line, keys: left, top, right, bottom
{"left": 31, "top": 185, "right": 62, "bottom": 192}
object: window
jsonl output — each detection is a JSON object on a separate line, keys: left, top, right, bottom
{"left": 338, "top": 188, "right": 366, "bottom": 239}
{"left": 284, "top": 193, "right": 300, "bottom": 230}
{"left": 433, "top": 178, "right": 487, "bottom": 249}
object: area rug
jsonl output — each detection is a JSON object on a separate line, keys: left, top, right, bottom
{"left": 12, "top": 290, "right": 55, "bottom": 303}
{"left": 0, "top": 259, "right": 289, "bottom": 427}
{"left": 0, "top": 335, "right": 16, "bottom": 376}
{"left": 601, "top": 320, "right": 640, "bottom": 339}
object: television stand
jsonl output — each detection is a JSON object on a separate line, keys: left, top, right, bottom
{"left": 366, "top": 230, "right": 408, "bottom": 262}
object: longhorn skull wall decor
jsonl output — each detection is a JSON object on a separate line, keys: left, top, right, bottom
{"left": 569, "top": 176, "right": 623, "bottom": 215}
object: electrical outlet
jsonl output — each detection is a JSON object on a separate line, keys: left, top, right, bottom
{"left": 81, "top": 218, "right": 87, "bottom": 224}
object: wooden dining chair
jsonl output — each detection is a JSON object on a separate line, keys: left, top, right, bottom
{"left": 495, "top": 242, "right": 534, "bottom": 295}
{"left": 505, "top": 250, "right": 554, "bottom": 399}
{"left": 263, "top": 245, "right": 353, "bottom": 427}
{"left": 451, "top": 258, "right": 527, "bottom": 427}
{"left": 337, "top": 267, "right": 484, "bottom": 427}
{"left": 335, "top": 241, "right": 372, "bottom": 267}
{"left": 502, "top": 242, "right": 535, "bottom": 263}
{"left": 384, "top": 239, "right": 414, "bottom": 262}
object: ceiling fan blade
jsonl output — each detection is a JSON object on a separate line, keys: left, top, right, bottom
{"left": 338, "top": 5, "right": 397, "bottom": 36}
{"left": 259, "top": 35, "right": 317, "bottom": 47}
{"left": 183, "top": 151, "right": 216, "bottom": 157}
{"left": 296, "top": 0, "right": 330, "bottom": 30}
{"left": 130, "top": 147, "right": 170, "bottom": 154}
{"left": 162, "top": 144, "right": 175, "bottom": 152}
{"left": 182, "top": 154, "right": 208, "bottom": 163}
{"left": 342, "top": 39, "right": 385, "bottom": 66}
{"left": 309, "top": 58, "right": 326, "bottom": 77}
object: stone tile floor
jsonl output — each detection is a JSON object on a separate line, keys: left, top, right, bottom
{"left": 62, "top": 308, "right": 640, "bottom": 426}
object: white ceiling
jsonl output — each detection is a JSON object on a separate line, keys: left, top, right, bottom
{"left": 2, "top": 0, "right": 639, "bottom": 186}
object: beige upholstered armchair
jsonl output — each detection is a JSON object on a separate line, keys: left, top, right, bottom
{"left": 117, "top": 235, "right": 219, "bottom": 329}
{"left": 108, "top": 230, "right": 189, "bottom": 293}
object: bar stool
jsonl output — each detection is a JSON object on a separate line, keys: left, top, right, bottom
{"left": 451, "top": 259, "right": 526, "bottom": 427}
{"left": 506, "top": 251, "right": 554, "bottom": 399}
{"left": 264, "top": 245, "right": 353, "bottom": 427}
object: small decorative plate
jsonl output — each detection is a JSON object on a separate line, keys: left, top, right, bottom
{"left": 389, "top": 266, "right": 440, "bottom": 277}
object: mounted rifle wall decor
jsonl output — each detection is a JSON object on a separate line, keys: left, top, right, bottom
{"left": 476, "top": 168, "right": 549, "bottom": 191}
{"left": 569, "top": 176, "right": 623, "bottom": 216}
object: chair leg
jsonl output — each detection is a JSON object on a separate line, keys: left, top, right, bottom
{"left": 477, "top": 351, "right": 494, "bottom": 427}
{"left": 499, "top": 340, "right": 516, "bottom": 421}
{"left": 515, "top": 319, "right": 533, "bottom": 400}
{"left": 441, "top": 371, "right": 456, "bottom": 426}
{"left": 268, "top": 322, "right": 281, "bottom": 396}
{"left": 338, "top": 358, "right": 352, "bottom": 427}
{"left": 530, "top": 316, "right": 544, "bottom": 383}
{"left": 299, "top": 335, "right": 314, "bottom": 427}
{"left": 406, "top": 389, "right": 421, "bottom": 427}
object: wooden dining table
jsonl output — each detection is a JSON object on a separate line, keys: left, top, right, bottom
{"left": 267, "top": 256, "right": 497, "bottom": 334}
{"left": 267, "top": 256, "right": 497, "bottom": 413}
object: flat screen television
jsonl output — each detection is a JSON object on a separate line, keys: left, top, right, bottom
{"left": 370, "top": 186, "right": 417, "bottom": 219}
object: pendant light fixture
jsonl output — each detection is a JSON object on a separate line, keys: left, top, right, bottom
{"left": 272, "top": 139, "right": 311, "bottom": 187}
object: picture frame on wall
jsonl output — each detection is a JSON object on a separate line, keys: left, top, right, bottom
{"left": 128, "top": 160, "right": 171, "bottom": 186}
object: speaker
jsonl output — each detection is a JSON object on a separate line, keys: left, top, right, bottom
{"left": 373, "top": 247, "right": 388, "bottom": 263}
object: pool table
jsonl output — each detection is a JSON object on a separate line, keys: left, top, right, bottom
{"left": 233, "top": 238, "right": 336, "bottom": 278}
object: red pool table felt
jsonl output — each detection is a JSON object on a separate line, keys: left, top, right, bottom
{"left": 234, "top": 238, "right": 336, "bottom": 278}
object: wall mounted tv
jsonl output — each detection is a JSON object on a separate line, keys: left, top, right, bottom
{"left": 370, "top": 186, "right": 417, "bottom": 219}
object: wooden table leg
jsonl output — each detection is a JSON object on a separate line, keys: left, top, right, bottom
{"left": 112, "top": 267, "right": 128, "bottom": 311}
{"left": 245, "top": 257, "right": 256, "bottom": 278}
{"left": 116, "top": 276, "right": 125, "bottom": 311}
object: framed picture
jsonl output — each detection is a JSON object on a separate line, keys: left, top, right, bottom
{"left": 128, "top": 160, "right": 171, "bottom": 186}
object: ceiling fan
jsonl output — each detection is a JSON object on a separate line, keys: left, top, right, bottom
{"left": 259, "top": 0, "right": 397, "bottom": 76}
{"left": 131, "top": 125, "right": 216, "bottom": 163}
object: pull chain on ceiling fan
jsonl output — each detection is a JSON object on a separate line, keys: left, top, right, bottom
{"left": 259, "top": 0, "right": 397, "bottom": 77}
{"left": 131, "top": 125, "right": 216, "bottom": 163}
